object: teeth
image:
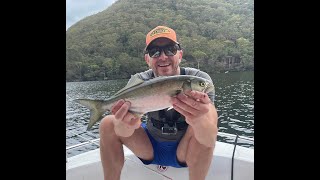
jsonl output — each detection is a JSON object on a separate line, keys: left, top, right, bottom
{"left": 159, "top": 64, "right": 170, "bottom": 67}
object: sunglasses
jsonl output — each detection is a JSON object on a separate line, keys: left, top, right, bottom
{"left": 145, "top": 44, "right": 181, "bottom": 58}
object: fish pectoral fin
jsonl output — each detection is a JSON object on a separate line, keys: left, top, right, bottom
{"left": 175, "top": 90, "right": 182, "bottom": 95}
{"left": 167, "top": 106, "right": 174, "bottom": 111}
{"left": 128, "top": 110, "right": 144, "bottom": 118}
{"left": 169, "top": 90, "right": 182, "bottom": 97}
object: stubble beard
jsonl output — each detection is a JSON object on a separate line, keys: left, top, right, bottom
{"left": 153, "top": 64, "right": 180, "bottom": 77}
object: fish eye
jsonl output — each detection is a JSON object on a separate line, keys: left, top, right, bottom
{"left": 199, "top": 82, "right": 206, "bottom": 87}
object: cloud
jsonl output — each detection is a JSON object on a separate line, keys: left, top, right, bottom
{"left": 66, "top": 0, "right": 116, "bottom": 30}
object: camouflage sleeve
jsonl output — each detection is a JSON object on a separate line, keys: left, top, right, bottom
{"left": 127, "top": 69, "right": 153, "bottom": 84}
{"left": 127, "top": 74, "right": 141, "bottom": 85}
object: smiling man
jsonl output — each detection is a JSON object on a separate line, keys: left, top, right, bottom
{"left": 144, "top": 26, "right": 182, "bottom": 76}
{"left": 99, "top": 25, "right": 218, "bottom": 180}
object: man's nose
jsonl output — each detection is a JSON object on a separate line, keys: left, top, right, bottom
{"left": 158, "top": 50, "right": 168, "bottom": 60}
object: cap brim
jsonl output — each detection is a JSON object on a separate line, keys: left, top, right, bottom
{"left": 145, "top": 38, "right": 178, "bottom": 50}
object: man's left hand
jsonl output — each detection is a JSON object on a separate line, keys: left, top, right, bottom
{"left": 171, "top": 90, "right": 212, "bottom": 126}
{"left": 171, "top": 90, "right": 218, "bottom": 147}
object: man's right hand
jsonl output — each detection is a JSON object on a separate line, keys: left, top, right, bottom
{"left": 111, "top": 99, "right": 141, "bottom": 137}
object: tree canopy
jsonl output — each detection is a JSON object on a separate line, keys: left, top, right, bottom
{"left": 66, "top": 0, "right": 254, "bottom": 82}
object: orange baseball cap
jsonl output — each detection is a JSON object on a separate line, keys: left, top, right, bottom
{"left": 145, "top": 26, "right": 179, "bottom": 49}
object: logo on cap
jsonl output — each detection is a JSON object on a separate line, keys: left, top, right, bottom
{"left": 150, "top": 28, "right": 171, "bottom": 37}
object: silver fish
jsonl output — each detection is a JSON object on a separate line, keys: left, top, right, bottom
{"left": 74, "top": 75, "right": 214, "bottom": 130}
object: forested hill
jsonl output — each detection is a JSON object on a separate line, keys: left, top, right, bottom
{"left": 66, "top": 0, "right": 254, "bottom": 82}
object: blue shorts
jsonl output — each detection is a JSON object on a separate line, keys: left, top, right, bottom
{"left": 138, "top": 123, "right": 187, "bottom": 168}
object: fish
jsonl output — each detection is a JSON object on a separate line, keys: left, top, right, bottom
{"left": 74, "top": 75, "right": 215, "bottom": 130}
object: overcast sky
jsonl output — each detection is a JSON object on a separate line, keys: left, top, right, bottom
{"left": 66, "top": 0, "right": 117, "bottom": 30}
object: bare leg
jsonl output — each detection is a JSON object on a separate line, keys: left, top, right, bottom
{"left": 176, "top": 126, "right": 214, "bottom": 180}
{"left": 99, "top": 116, "right": 153, "bottom": 180}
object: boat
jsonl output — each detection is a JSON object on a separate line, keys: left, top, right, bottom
{"left": 66, "top": 132, "right": 254, "bottom": 180}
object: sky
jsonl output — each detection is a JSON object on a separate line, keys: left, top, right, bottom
{"left": 66, "top": 0, "right": 117, "bottom": 30}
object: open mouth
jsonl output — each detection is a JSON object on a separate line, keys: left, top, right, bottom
{"left": 158, "top": 63, "right": 170, "bottom": 67}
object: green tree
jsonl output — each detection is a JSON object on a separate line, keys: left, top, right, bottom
{"left": 192, "top": 50, "right": 207, "bottom": 70}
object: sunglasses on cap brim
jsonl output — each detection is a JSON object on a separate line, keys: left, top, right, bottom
{"left": 145, "top": 44, "right": 181, "bottom": 58}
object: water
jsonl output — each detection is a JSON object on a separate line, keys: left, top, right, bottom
{"left": 211, "top": 71, "right": 254, "bottom": 147}
{"left": 66, "top": 71, "right": 254, "bottom": 157}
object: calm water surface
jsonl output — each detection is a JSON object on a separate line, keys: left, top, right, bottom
{"left": 66, "top": 71, "right": 254, "bottom": 157}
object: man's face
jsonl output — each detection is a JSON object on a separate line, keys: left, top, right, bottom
{"left": 145, "top": 38, "right": 183, "bottom": 77}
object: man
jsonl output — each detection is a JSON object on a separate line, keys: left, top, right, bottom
{"left": 99, "top": 25, "right": 218, "bottom": 180}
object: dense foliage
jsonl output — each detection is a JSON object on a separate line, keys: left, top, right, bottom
{"left": 66, "top": 0, "right": 254, "bottom": 82}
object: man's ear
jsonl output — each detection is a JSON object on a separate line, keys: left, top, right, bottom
{"left": 179, "top": 49, "right": 183, "bottom": 60}
{"left": 145, "top": 54, "right": 150, "bottom": 66}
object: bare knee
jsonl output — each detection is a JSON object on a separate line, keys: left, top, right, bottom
{"left": 99, "top": 116, "right": 116, "bottom": 139}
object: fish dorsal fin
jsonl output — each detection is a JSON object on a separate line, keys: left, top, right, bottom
{"left": 112, "top": 75, "right": 145, "bottom": 96}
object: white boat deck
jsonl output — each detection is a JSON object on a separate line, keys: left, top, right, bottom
{"left": 66, "top": 132, "right": 254, "bottom": 180}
